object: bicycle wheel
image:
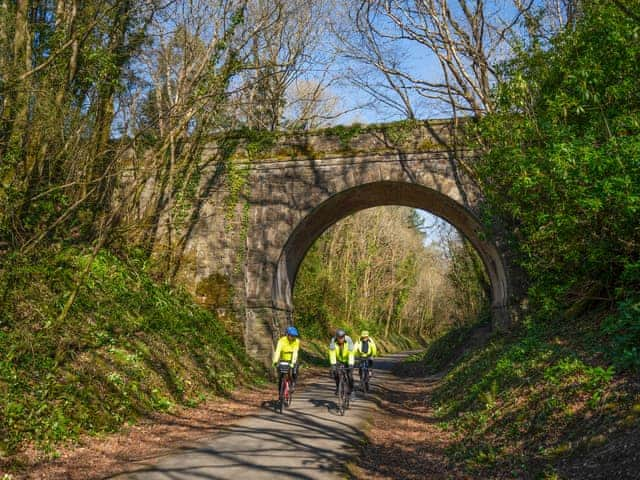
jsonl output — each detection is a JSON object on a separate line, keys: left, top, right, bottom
{"left": 338, "top": 374, "right": 346, "bottom": 416}
{"left": 344, "top": 372, "right": 350, "bottom": 410}
{"left": 284, "top": 376, "right": 292, "bottom": 408}
{"left": 360, "top": 368, "right": 367, "bottom": 397}
{"left": 278, "top": 375, "right": 286, "bottom": 414}
{"left": 363, "top": 367, "right": 370, "bottom": 394}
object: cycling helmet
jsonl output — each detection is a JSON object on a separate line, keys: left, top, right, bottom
{"left": 285, "top": 326, "right": 299, "bottom": 337}
{"left": 335, "top": 329, "right": 346, "bottom": 338}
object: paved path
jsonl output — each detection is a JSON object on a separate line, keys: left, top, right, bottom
{"left": 109, "top": 354, "right": 407, "bottom": 480}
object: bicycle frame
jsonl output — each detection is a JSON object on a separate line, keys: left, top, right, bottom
{"left": 335, "top": 364, "right": 352, "bottom": 416}
{"left": 358, "top": 359, "right": 371, "bottom": 394}
{"left": 277, "top": 361, "right": 293, "bottom": 413}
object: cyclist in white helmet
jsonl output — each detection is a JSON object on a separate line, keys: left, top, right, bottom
{"left": 355, "top": 330, "right": 377, "bottom": 379}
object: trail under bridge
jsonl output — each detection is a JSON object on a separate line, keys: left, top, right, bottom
{"left": 110, "top": 354, "right": 409, "bottom": 480}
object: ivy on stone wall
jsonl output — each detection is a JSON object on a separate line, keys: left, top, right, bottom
{"left": 173, "top": 164, "right": 204, "bottom": 230}
{"left": 223, "top": 161, "right": 250, "bottom": 228}
{"left": 234, "top": 202, "right": 251, "bottom": 274}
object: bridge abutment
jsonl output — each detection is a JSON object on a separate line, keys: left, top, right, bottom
{"left": 244, "top": 307, "right": 292, "bottom": 361}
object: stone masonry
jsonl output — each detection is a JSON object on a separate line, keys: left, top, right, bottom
{"left": 136, "top": 121, "right": 523, "bottom": 362}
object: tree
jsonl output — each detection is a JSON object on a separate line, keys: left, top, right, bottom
{"left": 235, "top": 0, "right": 335, "bottom": 130}
{"left": 282, "top": 79, "right": 342, "bottom": 129}
{"left": 117, "top": 0, "right": 248, "bottom": 275}
{"left": 333, "top": 0, "right": 579, "bottom": 121}
{"left": 0, "top": 1, "right": 158, "bottom": 251}
{"left": 474, "top": 0, "right": 640, "bottom": 313}
{"left": 293, "top": 206, "right": 488, "bottom": 342}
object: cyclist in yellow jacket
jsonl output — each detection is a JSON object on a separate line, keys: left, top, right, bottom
{"left": 355, "top": 330, "right": 377, "bottom": 380}
{"left": 329, "top": 329, "right": 355, "bottom": 396}
{"left": 273, "top": 326, "right": 300, "bottom": 391}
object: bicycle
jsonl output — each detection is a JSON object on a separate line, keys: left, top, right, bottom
{"left": 358, "top": 359, "right": 371, "bottom": 396}
{"left": 276, "top": 361, "right": 293, "bottom": 414}
{"left": 335, "top": 363, "right": 352, "bottom": 416}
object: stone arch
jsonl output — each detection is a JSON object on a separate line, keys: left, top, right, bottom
{"left": 273, "top": 180, "right": 510, "bottom": 327}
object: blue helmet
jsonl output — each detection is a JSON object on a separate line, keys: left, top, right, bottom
{"left": 285, "top": 326, "right": 299, "bottom": 337}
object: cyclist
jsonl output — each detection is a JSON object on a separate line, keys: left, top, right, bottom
{"left": 273, "top": 326, "right": 300, "bottom": 392}
{"left": 329, "top": 329, "right": 355, "bottom": 396}
{"left": 355, "top": 330, "right": 377, "bottom": 380}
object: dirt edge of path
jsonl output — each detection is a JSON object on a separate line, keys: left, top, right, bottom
{"left": 348, "top": 372, "right": 470, "bottom": 480}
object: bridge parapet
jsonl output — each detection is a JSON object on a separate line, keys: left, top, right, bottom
{"left": 201, "top": 119, "right": 460, "bottom": 164}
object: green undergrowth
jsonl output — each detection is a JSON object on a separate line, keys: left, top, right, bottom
{"left": 400, "top": 315, "right": 491, "bottom": 376}
{"left": 299, "top": 339, "right": 329, "bottom": 367}
{"left": 376, "top": 330, "right": 427, "bottom": 353}
{"left": 428, "top": 314, "right": 639, "bottom": 478}
{"left": 0, "top": 246, "right": 263, "bottom": 463}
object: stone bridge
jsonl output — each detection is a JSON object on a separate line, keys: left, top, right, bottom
{"left": 134, "top": 121, "right": 523, "bottom": 361}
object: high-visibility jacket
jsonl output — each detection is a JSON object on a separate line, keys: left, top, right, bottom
{"left": 355, "top": 337, "right": 377, "bottom": 358}
{"left": 273, "top": 336, "right": 300, "bottom": 365}
{"left": 329, "top": 335, "right": 355, "bottom": 366}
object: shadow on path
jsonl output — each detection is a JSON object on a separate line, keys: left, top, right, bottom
{"left": 107, "top": 354, "right": 410, "bottom": 480}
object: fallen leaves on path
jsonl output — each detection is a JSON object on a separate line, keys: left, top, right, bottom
{"left": 5, "top": 384, "right": 271, "bottom": 480}
{"left": 351, "top": 374, "right": 471, "bottom": 480}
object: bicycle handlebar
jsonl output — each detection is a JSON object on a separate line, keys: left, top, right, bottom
{"left": 333, "top": 364, "right": 353, "bottom": 370}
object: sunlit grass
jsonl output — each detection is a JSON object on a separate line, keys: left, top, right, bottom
{"left": 429, "top": 315, "right": 638, "bottom": 477}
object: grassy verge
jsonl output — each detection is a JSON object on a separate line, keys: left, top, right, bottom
{"left": 299, "top": 339, "right": 329, "bottom": 367}
{"left": 0, "top": 246, "right": 263, "bottom": 464}
{"left": 398, "top": 315, "right": 491, "bottom": 377}
{"left": 376, "top": 330, "right": 427, "bottom": 353}
{"left": 427, "top": 314, "right": 639, "bottom": 478}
